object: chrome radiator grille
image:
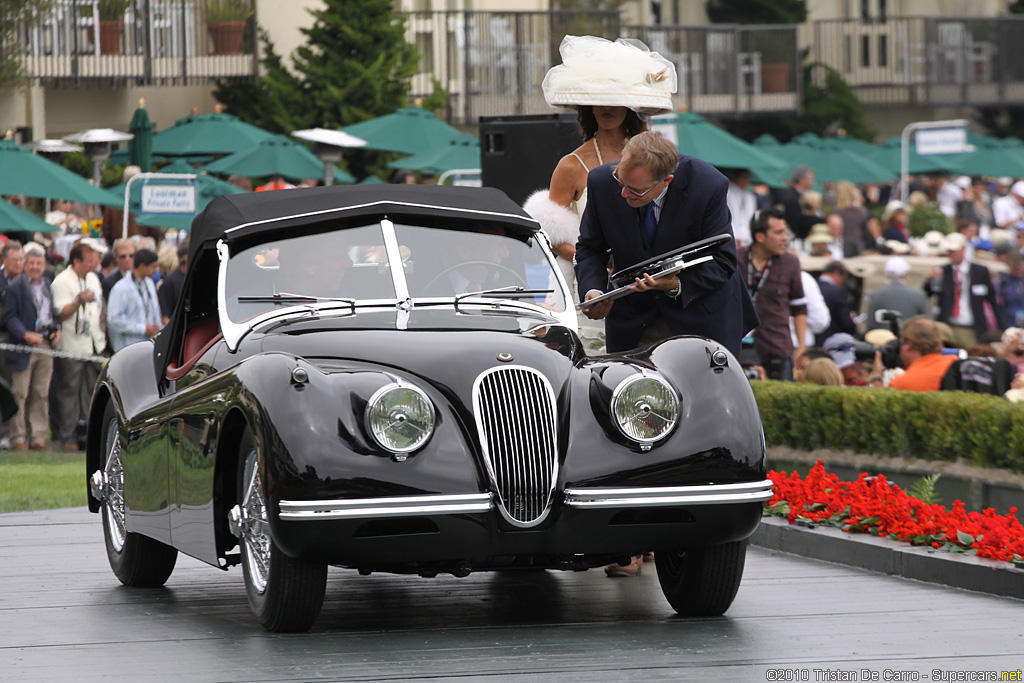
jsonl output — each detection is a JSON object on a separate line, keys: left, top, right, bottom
{"left": 473, "top": 366, "right": 558, "bottom": 527}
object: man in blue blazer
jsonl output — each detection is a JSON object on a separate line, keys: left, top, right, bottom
{"left": 575, "top": 131, "right": 758, "bottom": 356}
{"left": 923, "top": 231, "right": 1002, "bottom": 348}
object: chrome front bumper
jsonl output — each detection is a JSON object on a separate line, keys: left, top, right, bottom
{"left": 563, "top": 480, "right": 775, "bottom": 508}
{"left": 278, "top": 480, "right": 774, "bottom": 521}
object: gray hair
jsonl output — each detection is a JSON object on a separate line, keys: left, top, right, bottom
{"left": 792, "top": 165, "right": 813, "bottom": 184}
{"left": 23, "top": 242, "right": 45, "bottom": 259}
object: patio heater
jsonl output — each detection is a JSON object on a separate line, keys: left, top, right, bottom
{"left": 63, "top": 128, "right": 135, "bottom": 189}
{"left": 25, "top": 140, "right": 84, "bottom": 212}
{"left": 292, "top": 128, "right": 366, "bottom": 186}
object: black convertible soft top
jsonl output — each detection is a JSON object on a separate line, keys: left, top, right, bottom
{"left": 188, "top": 184, "right": 539, "bottom": 265}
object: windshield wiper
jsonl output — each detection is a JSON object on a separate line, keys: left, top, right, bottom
{"left": 238, "top": 292, "right": 356, "bottom": 306}
{"left": 454, "top": 286, "right": 553, "bottom": 306}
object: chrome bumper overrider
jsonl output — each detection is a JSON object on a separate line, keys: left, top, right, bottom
{"left": 278, "top": 480, "right": 774, "bottom": 521}
{"left": 278, "top": 493, "right": 495, "bottom": 520}
{"left": 563, "top": 480, "right": 775, "bottom": 508}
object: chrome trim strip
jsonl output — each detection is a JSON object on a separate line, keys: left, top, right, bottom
{"left": 278, "top": 493, "right": 494, "bottom": 520}
{"left": 379, "top": 218, "right": 410, "bottom": 303}
{"left": 222, "top": 200, "right": 539, "bottom": 236}
{"left": 563, "top": 480, "right": 775, "bottom": 508}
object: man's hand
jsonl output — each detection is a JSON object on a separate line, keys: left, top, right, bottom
{"left": 793, "top": 344, "right": 806, "bottom": 365}
{"left": 145, "top": 324, "right": 160, "bottom": 338}
{"left": 79, "top": 289, "right": 96, "bottom": 304}
{"left": 582, "top": 291, "right": 613, "bottom": 320}
{"left": 23, "top": 331, "right": 44, "bottom": 346}
{"left": 871, "top": 350, "right": 885, "bottom": 381}
{"left": 630, "top": 272, "right": 679, "bottom": 293}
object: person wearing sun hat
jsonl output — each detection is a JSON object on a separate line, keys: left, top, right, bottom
{"left": 923, "top": 231, "right": 1003, "bottom": 348}
{"left": 523, "top": 36, "right": 676, "bottom": 306}
{"left": 526, "top": 36, "right": 677, "bottom": 580}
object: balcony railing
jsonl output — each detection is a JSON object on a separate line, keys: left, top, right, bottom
{"left": 813, "top": 15, "right": 1024, "bottom": 108}
{"left": 626, "top": 24, "right": 801, "bottom": 117}
{"left": 17, "top": 0, "right": 258, "bottom": 86}
{"left": 404, "top": 10, "right": 621, "bottom": 124}
{"left": 404, "top": 12, "right": 800, "bottom": 124}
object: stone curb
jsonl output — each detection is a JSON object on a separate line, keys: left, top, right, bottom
{"left": 751, "top": 516, "right": 1024, "bottom": 600}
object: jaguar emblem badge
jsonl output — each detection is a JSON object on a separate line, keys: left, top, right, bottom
{"left": 497, "top": 352, "right": 513, "bottom": 362}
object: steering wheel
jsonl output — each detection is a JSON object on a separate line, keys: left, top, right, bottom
{"left": 424, "top": 261, "right": 528, "bottom": 294}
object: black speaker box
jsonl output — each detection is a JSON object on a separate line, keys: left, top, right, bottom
{"left": 479, "top": 113, "right": 583, "bottom": 206}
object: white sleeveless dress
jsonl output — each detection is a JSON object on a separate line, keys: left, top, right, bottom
{"left": 557, "top": 138, "right": 603, "bottom": 293}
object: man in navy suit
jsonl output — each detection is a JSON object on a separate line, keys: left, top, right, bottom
{"left": 924, "top": 231, "right": 1002, "bottom": 348}
{"left": 575, "top": 131, "right": 757, "bottom": 356}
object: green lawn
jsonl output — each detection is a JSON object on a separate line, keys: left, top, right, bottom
{"left": 0, "top": 451, "right": 87, "bottom": 513}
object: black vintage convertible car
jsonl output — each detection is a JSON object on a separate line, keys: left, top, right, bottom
{"left": 86, "top": 185, "right": 771, "bottom": 632}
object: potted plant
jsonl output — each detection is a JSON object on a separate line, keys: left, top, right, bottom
{"left": 741, "top": 26, "right": 798, "bottom": 93}
{"left": 206, "top": 0, "right": 253, "bottom": 55}
{"left": 96, "top": 0, "right": 133, "bottom": 55}
{"left": 77, "top": 0, "right": 133, "bottom": 54}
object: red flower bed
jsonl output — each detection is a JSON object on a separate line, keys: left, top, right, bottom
{"left": 765, "top": 461, "right": 1024, "bottom": 563}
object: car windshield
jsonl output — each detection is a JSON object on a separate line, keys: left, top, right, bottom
{"left": 224, "top": 221, "right": 565, "bottom": 323}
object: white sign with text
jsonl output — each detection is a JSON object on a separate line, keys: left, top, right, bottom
{"left": 141, "top": 184, "right": 197, "bottom": 214}
{"left": 915, "top": 128, "right": 969, "bottom": 156}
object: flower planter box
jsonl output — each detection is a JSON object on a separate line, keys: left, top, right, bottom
{"left": 208, "top": 21, "right": 245, "bottom": 55}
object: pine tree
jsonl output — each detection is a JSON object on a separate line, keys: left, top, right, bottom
{"left": 289, "top": 0, "right": 419, "bottom": 128}
{"left": 1, "top": 0, "right": 55, "bottom": 92}
{"left": 215, "top": 0, "right": 421, "bottom": 178}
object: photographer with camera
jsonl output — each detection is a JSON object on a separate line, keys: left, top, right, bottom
{"left": 868, "top": 316, "right": 956, "bottom": 391}
{"left": 2, "top": 242, "right": 60, "bottom": 450}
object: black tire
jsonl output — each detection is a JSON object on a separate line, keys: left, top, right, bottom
{"left": 655, "top": 540, "right": 748, "bottom": 616}
{"left": 237, "top": 430, "right": 327, "bottom": 632}
{"left": 100, "top": 401, "right": 178, "bottom": 587}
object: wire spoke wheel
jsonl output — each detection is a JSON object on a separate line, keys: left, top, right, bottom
{"left": 241, "top": 449, "right": 271, "bottom": 594}
{"left": 99, "top": 401, "right": 177, "bottom": 587}
{"left": 237, "top": 430, "right": 326, "bottom": 632}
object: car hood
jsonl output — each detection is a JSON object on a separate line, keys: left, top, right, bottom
{"left": 254, "top": 307, "right": 585, "bottom": 383}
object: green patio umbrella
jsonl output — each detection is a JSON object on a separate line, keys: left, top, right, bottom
{"left": 650, "top": 112, "right": 790, "bottom": 187}
{"left": 359, "top": 175, "right": 386, "bottom": 184}
{"left": 386, "top": 136, "right": 480, "bottom": 174}
{"left": 117, "top": 159, "right": 249, "bottom": 231}
{"left": 938, "top": 136, "right": 1024, "bottom": 178}
{"left": 0, "top": 199, "right": 60, "bottom": 233}
{"left": 0, "top": 139, "right": 121, "bottom": 207}
{"left": 149, "top": 112, "right": 275, "bottom": 157}
{"left": 868, "top": 136, "right": 956, "bottom": 176}
{"left": 339, "top": 107, "right": 466, "bottom": 155}
{"left": 775, "top": 137, "right": 895, "bottom": 184}
{"left": 203, "top": 135, "right": 355, "bottom": 183}
{"left": 752, "top": 133, "right": 781, "bottom": 148}
{"left": 127, "top": 98, "right": 153, "bottom": 172}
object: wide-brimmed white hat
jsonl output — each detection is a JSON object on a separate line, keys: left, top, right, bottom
{"left": 806, "top": 223, "right": 833, "bottom": 244}
{"left": 542, "top": 36, "right": 677, "bottom": 116}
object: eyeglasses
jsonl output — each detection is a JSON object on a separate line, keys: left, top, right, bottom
{"left": 611, "top": 167, "right": 663, "bottom": 198}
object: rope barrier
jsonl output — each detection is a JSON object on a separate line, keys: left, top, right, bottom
{"left": 0, "top": 342, "right": 107, "bottom": 364}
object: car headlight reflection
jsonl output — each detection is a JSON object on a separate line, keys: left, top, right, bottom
{"left": 610, "top": 373, "right": 679, "bottom": 445}
{"left": 365, "top": 382, "right": 435, "bottom": 454}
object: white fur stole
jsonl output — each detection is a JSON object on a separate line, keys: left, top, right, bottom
{"left": 523, "top": 190, "right": 581, "bottom": 247}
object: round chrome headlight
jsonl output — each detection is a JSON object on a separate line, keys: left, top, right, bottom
{"left": 610, "top": 373, "right": 679, "bottom": 445}
{"left": 365, "top": 382, "right": 435, "bottom": 454}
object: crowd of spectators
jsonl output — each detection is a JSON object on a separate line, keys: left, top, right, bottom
{"left": 734, "top": 165, "right": 1024, "bottom": 400}
{"left": 0, "top": 208, "right": 188, "bottom": 451}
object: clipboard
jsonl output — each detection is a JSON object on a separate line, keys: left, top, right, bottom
{"left": 576, "top": 234, "right": 733, "bottom": 311}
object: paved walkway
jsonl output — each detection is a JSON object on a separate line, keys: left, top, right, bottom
{"left": 1, "top": 507, "right": 1022, "bottom": 682}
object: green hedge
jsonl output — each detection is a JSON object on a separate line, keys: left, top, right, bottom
{"left": 750, "top": 382, "right": 1024, "bottom": 474}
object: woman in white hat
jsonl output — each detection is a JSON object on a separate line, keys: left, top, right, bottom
{"left": 523, "top": 36, "right": 676, "bottom": 300}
